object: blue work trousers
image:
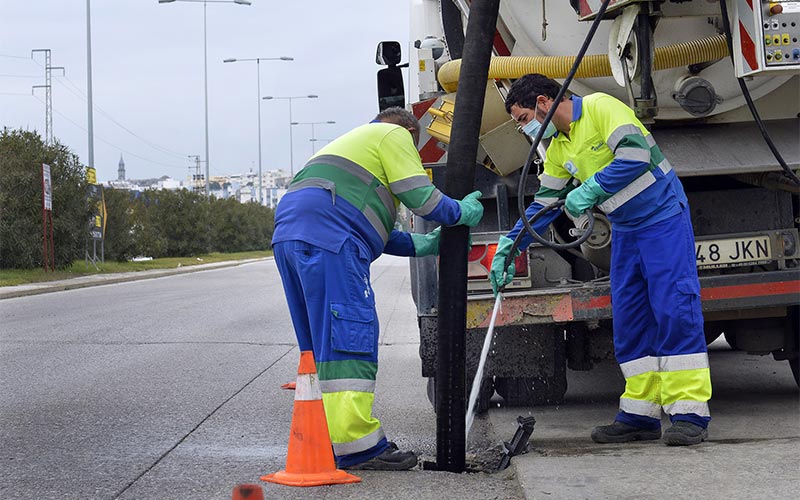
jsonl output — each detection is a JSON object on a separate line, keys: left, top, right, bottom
{"left": 610, "top": 207, "right": 712, "bottom": 429}
{"left": 273, "top": 239, "right": 389, "bottom": 467}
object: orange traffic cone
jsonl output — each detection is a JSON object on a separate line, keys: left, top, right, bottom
{"left": 231, "top": 484, "right": 264, "bottom": 500}
{"left": 261, "top": 350, "right": 361, "bottom": 487}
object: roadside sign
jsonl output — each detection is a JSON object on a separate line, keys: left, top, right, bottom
{"left": 85, "top": 167, "right": 105, "bottom": 265}
{"left": 41, "top": 163, "right": 54, "bottom": 271}
{"left": 42, "top": 163, "right": 52, "bottom": 211}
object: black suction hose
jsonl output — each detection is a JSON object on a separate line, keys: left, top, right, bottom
{"left": 511, "top": 199, "right": 578, "bottom": 258}
{"left": 718, "top": 0, "right": 800, "bottom": 186}
{"left": 499, "top": 0, "right": 612, "bottom": 292}
{"left": 436, "top": 0, "right": 501, "bottom": 473}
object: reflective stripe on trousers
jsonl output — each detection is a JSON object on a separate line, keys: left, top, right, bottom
{"left": 619, "top": 353, "right": 712, "bottom": 418}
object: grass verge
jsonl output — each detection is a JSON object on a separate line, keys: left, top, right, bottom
{"left": 0, "top": 250, "right": 272, "bottom": 287}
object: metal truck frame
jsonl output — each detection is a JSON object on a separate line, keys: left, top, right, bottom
{"left": 381, "top": 0, "right": 800, "bottom": 410}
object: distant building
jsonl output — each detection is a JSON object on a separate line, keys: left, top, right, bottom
{"left": 265, "top": 187, "right": 287, "bottom": 209}
{"left": 158, "top": 176, "right": 181, "bottom": 190}
{"left": 118, "top": 154, "right": 126, "bottom": 181}
{"left": 105, "top": 165, "right": 293, "bottom": 207}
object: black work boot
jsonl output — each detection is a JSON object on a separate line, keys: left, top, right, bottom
{"left": 663, "top": 421, "right": 708, "bottom": 446}
{"left": 591, "top": 421, "right": 661, "bottom": 443}
{"left": 344, "top": 443, "right": 418, "bottom": 471}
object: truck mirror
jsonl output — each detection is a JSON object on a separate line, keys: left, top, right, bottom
{"left": 377, "top": 66, "right": 405, "bottom": 111}
{"left": 376, "top": 41, "right": 402, "bottom": 66}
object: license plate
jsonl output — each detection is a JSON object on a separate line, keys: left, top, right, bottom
{"left": 695, "top": 235, "right": 772, "bottom": 269}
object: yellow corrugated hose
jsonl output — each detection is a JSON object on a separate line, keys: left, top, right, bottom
{"left": 437, "top": 33, "right": 729, "bottom": 92}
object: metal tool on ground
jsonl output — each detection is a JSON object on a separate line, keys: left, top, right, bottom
{"left": 496, "top": 415, "right": 536, "bottom": 471}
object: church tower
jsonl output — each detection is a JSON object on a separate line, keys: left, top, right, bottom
{"left": 118, "top": 154, "right": 126, "bottom": 181}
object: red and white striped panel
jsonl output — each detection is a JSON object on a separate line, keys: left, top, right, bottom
{"left": 736, "top": 0, "right": 759, "bottom": 72}
{"left": 412, "top": 98, "right": 447, "bottom": 165}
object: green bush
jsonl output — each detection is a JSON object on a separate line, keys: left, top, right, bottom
{"left": 147, "top": 189, "right": 211, "bottom": 257}
{"left": 209, "top": 197, "right": 274, "bottom": 253}
{"left": 1, "top": 127, "right": 275, "bottom": 268}
{"left": 102, "top": 188, "right": 140, "bottom": 262}
{"left": 0, "top": 129, "right": 90, "bottom": 269}
{"left": 102, "top": 188, "right": 274, "bottom": 260}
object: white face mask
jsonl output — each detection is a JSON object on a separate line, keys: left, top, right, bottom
{"left": 521, "top": 117, "right": 557, "bottom": 139}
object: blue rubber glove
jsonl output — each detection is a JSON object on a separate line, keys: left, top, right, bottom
{"left": 456, "top": 190, "right": 484, "bottom": 227}
{"left": 565, "top": 175, "right": 609, "bottom": 218}
{"left": 410, "top": 227, "right": 441, "bottom": 257}
{"left": 489, "top": 235, "right": 520, "bottom": 296}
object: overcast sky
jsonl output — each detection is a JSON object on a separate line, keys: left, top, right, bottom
{"left": 1, "top": 0, "right": 411, "bottom": 183}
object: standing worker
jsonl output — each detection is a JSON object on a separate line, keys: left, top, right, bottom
{"left": 490, "top": 74, "right": 711, "bottom": 446}
{"left": 272, "top": 107, "right": 484, "bottom": 469}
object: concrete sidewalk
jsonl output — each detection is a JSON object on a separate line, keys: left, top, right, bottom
{"left": 0, "top": 258, "right": 269, "bottom": 300}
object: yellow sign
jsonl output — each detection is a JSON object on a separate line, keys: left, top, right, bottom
{"left": 86, "top": 167, "right": 97, "bottom": 185}
{"left": 101, "top": 187, "right": 107, "bottom": 237}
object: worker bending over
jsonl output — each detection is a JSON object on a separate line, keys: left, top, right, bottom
{"left": 272, "top": 107, "right": 484, "bottom": 469}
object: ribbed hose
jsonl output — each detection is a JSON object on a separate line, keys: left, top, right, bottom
{"left": 437, "top": 33, "right": 729, "bottom": 92}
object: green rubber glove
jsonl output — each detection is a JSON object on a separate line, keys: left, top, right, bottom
{"left": 410, "top": 227, "right": 441, "bottom": 257}
{"left": 456, "top": 190, "right": 484, "bottom": 227}
{"left": 489, "top": 235, "right": 520, "bottom": 296}
{"left": 565, "top": 175, "right": 609, "bottom": 218}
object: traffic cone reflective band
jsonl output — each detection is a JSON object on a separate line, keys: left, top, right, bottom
{"left": 231, "top": 484, "right": 264, "bottom": 500}
{"left": 261, "top": 350, "right": 361, "bottom": 487}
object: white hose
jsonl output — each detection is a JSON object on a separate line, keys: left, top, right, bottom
{"left": 465, "top": 291, "right": 503, "bottom": 440}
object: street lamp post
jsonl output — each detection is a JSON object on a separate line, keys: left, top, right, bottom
{"left": 223, "top": 57, "right": 293, "bottom": 205}
{"left": 292, "top": 120, "right": 336, "bottom": 154}
{"left": 158, "top": 0, "right": 252, "bottom": 198}
{"left": 262, "top": 95, "right": 318, "bottom": 176}
{"left": 86, "top": 0, "right": 95, "bottom": 172}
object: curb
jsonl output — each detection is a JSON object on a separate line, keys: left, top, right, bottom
{"left": 0, "top": 257, "right": 272, "bottom": 300}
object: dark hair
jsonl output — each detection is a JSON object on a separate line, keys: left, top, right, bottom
{"left": 504, "top": 74, "right": 564, "bottom": 113}
{"left": 374, "top": 107, "right": 420, "bottom": 130}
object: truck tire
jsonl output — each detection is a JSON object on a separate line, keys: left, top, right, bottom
{"left": 426, "top": 376, "right": 494, "bottom": 414}
{"left": 495, "top": 373, "right": 568, "bottom": 406}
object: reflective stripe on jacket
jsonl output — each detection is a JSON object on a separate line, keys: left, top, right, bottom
{"left": 273, "top": 122, "right": 456, "bottom": 261}
{"left": 539, "top": 93, "right": 686, "bottom": 231}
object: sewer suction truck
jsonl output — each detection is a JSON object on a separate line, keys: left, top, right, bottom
{"left": 377, "top": 0, "right": 800, "bottom": 410}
